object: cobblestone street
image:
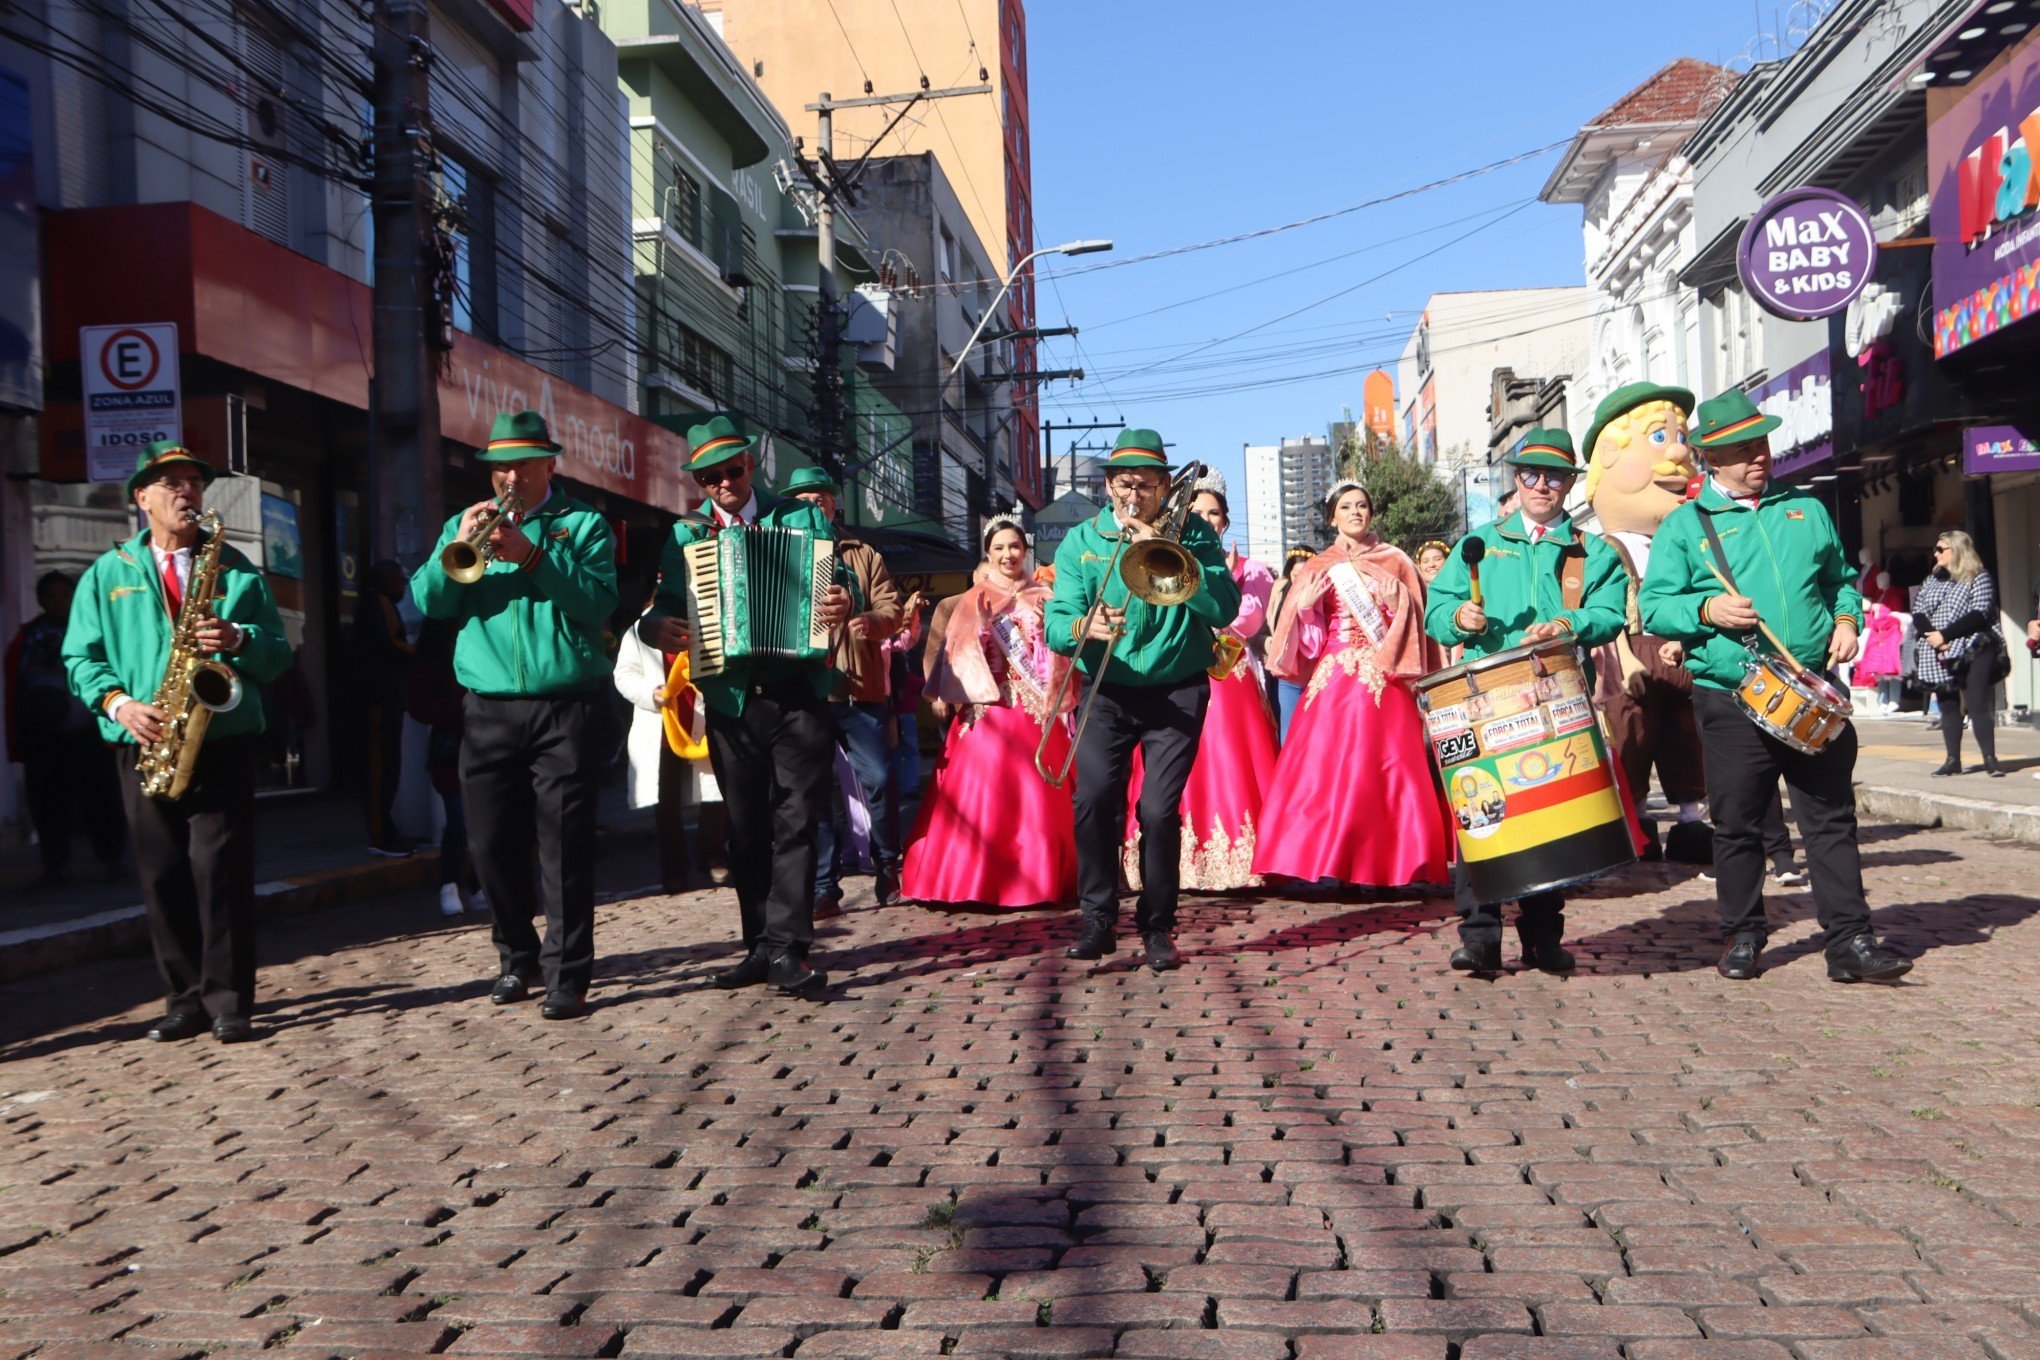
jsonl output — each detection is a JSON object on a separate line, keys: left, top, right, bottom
{"left": 3, "top": 820, "right": 2037, "bottom": 1360}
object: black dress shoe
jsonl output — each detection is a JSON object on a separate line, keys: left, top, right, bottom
{"left": 1984, "top": 762, "right": 2006, "bottom": 778}
{"left": 874, "top": 867, "right": 903, "bottom": 908}
{"left": 146, "top": 1011, "right": 207, "bottom": 1042}
{"left": 812, "top": 892, "right": 844, "bottom": 920}
{"left": 1931, "top": 759, "right": 1962, "bottom": 777}
{"left": 1522, "top": 941, "right": 1575, "bottom": 973}
{"left": 1065, "top": 924, "right": 1118, "bottom": 961}
{"left": 713, "top": 951, "right": 772, "bottom": 990}
{"left": 1448, "top": 942, "right": 1502, "bottom": 972}
{"left": 1717, "top": 939, "right": 1762, "bottom": 980}
{"left": 1827, "top": 936, "right": 1912, "bottom": 983}
{"left": 1143, "top": 933, "right": 1182, "bottom": 973}
{"left": 539, "top": 992, "right": 587, "bottom": 1020}
{"left": 489, "top": 974, "right": 537, "bottom": 1005}
{"left": 211, "top": 1014, "right": 254, "bottom": 1044}
{"left": 767, "top": 953, "right": 827, "bottom": 996}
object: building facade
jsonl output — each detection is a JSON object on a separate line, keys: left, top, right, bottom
{"left": 1394, "top": 289, "right": 1591, "bottom": 475}
{"left": 1242, "top": 436, "right": 1336, "bottom": 567}
{"left": 695, "top": 0, "right": 1045, "bottom": 505}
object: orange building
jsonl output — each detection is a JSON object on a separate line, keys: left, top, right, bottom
{"left": 692, "top": 0, "right": 1043, "bottom": 502}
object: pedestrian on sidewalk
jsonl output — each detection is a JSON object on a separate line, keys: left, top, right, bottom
{"left": 62, "top": 442, "right": 292, "bottom": 1043}
{"left": 1639, "top": 390, "right": 1910, "bottom": 984}
{"left": 354, "top": 559, "right": 417, "bottom": 856}
{"left": 411, "top": 411, "right": 619, "bottom": 1021}
{"left": 6, "top": 570, "right": 128, "bottom": 890}
{"left": 613, "top": 601, "right": 724, "bottom": 894}
{"left": 407, "top": 618, "right": 482, "bottom": 918}
{"left": 1913, "top": 531, "right": 2007, "bottom": 778}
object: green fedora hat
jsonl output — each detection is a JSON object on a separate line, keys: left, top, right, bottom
{"left": 1580, "top": 381, "right": 1696, "bottom": 458}
{"left": 1503, "top": 427, "right": 1581, "bottom": 473}
{"left": 1101, "top": 427, "right": 1174, "bottom": 472}
{"left": 1691, "top": 390, "right": 1782, "bottom": 451}
{"left": 125, "top": 439, "right": 217, "bottom": 500}
{"left": 686, "top": 415, "right": 756, "bottom": 471}
{"left": 478, "top": 409, "right": 562, "bottom": 461}
{"left": 782, "top": 464, "right": 839, "bottom": 495}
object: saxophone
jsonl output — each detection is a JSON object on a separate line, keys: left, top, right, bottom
{"left": 137, "top": 508, "right": 245, "bottom": 801}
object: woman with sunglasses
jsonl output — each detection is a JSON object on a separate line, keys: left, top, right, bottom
{"left": 1913, "top": 530, "right": 2006, "bottom": 777}
{"left": 1423, "top": 430, "right": 1631, "bottom": 974}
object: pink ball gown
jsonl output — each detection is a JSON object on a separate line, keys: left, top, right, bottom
{"left": 1123, "top": 553, "right": 1280, "bottom": 891}
{"left": 900, "top": 573, "right": 1077, "bottom": 908}
{"left": 1252, "top": 539, "right": 1452, "bottom": 888}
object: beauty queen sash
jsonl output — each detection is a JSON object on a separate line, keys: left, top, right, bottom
{"left": 1327, "top": 561, "right": 1389, "bottom": 645}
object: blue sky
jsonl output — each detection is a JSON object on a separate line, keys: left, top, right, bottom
{"left": 1025, "top": 0, "right": 1821, "bottom": 514}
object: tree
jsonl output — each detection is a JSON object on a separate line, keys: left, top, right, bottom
{"left": 1357, "top": 448, "right": 1462, "bottom": 555}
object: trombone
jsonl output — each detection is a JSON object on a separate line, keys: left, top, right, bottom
{"left": 1034, "top": 461, "right": 1208, "bottom": 786}
{"left": 440, "top": 494, "right": 525, "bottom": 583}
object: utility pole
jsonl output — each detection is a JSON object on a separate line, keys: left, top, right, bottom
{"left": 370, "top": 0, "right": 441, "bottom": 569}
{"left": 804, "top": 83, "right": 991, "bottom": 481}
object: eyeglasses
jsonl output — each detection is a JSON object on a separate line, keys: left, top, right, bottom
{"left": 693, "top": 463, "right": 747, "bottom": 486}
{"left": 1516, "top": 469, "right": 1575, "bottom": 489}
{"left": 1934, "top": 545, "right": 1950, "bottom": 554}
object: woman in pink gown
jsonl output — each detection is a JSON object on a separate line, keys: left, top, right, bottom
{"left": 900, "top": 520, "right": 1077, "bottom": 908}
{"left": 1123, "top": 482, "right": 1281, "bottom": 892}
{"left": 1253, "top": 481, "right": 1453, "bottom": 888}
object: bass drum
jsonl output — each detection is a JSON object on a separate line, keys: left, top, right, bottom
{"left": 1413, "top": 637, "right": 1636, "bottom": 907}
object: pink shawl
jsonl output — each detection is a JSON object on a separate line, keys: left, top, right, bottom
{"left": 1265, "top": 536, "right": 1440, "bottom": 683}
{"left": 925, "top": 566, "right": 1072, "bottom": 713}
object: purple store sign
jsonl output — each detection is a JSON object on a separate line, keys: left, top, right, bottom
{"left": 1928, "top": 43, "right": 2040, "bottom": 357}
{"left": 1737, "top": 187, "right": 1879, "bottom": 322}
{"left": 1964, "top": 425, "right": 2040, "bottom": 474}
{"left": 1749, "top": 349, "right": 1834, "bottom": 478}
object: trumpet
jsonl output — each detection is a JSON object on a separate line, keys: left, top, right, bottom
{"left": 440, "top": 494, "right": 525, "bottom": 583}
{"left": 1034, "top": 461, "right": 1207, "bottom": 786}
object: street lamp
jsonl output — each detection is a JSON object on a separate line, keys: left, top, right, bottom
{"left": 946, "top": 238, "right": 1112, "bottom": 383}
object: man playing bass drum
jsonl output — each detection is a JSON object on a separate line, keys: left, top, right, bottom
{"left": 63, "top": 442, "right": 291, "bottom": 1044}
{"left": 1639, "top": 391, "right": 1910, "bottom": 984}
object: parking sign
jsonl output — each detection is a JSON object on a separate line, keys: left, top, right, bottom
{"left": 81, "top": 323, "right": 182, "bottom": 483}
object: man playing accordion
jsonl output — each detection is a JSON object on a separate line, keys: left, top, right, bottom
{"left": 643, "top": 417, "right": 852, "bottom": 997}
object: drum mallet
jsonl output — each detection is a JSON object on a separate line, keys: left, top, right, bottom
{"left": 1461, "top": 538, "right": 1485, "bottom": 606}
{"left": 1700, "top": 559, "right": 1806, "bottom": 669}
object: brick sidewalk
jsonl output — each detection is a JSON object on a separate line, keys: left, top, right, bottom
{"left": 2, "top": 820, "right": 2037, "bottom": 1360}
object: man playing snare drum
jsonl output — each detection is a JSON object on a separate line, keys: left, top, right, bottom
{"left": 1639, "top": 391, "right": 1910, "bottom": 984}
{"left": 1424, "top": 429, "right": 1628, "bottom": 974}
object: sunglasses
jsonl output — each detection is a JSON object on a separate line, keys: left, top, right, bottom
{"left": 693, "top": 463, "right": 748, "bottom": 486}
{"left": 1516, "top": 469, "right": 1575, "bottom": 489}
{"left": 1934, "top": 545, "right": 1950, "bottom": 554}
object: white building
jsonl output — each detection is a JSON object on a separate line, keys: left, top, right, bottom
{"left": 1242, "top": 436, "right": 1336, "bottom": 567}
{"left": 1395, "top": 289, "right": 1592, "bottom": 475}
{"left": 1539, "top": 58, "right": 1736, "bottom": 432}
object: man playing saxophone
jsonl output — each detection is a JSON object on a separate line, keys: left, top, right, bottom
{"left": 62, "top": 441, "right": 290, "bottom": 1044}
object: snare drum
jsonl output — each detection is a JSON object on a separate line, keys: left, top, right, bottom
{"left": 1412, "top": 638, "right": 1636, "bottom": 907}
{"left": 1735, "top": 655, "right": 1850, "bottom": 754}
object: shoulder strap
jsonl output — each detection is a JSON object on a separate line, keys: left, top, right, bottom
{"left": 1696, "top": 506, "right": 1739, "bottom": 594}
{"left": 1558, "top": 542, "right": 1586, "bottom": 611}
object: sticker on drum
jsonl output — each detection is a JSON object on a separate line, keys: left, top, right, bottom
{"left": 1500, "top": 746, "right": 1564, "bottom": 789}
{"left": 1434, "top": 730, "right": 1479, "bottom": 767}
{"left": 1425, "top": 703, "right": 1470, "bottom": 738}
{"left": 1449, "top": 767, "right": 1508, "bottom": 838}
{"left": 1479, "top": 709, "right": 1548, "bottom": 754}
{"left": 1549, "top": 694, "right": 1594, "bottom": 735}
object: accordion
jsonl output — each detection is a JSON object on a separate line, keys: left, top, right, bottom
{"left": 681, "top": 523, "right": 839, "bottom": 678}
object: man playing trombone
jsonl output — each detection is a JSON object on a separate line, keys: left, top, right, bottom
{"left": 1046, "top": 429, "right": 1241, "bottom": 971}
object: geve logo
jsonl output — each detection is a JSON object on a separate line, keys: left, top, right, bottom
{"left": 1957, "top": 109, "right": 2040, "bottom": 244}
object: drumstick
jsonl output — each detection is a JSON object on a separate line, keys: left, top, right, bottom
{"left": 1461, "top": 539, "right": 1485, "bottom": 606}
{"left": 1699, "top": 558, "right": 1805, "bottom": 670}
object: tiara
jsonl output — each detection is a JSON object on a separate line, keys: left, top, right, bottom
{"left": 1192, "top": 467, "right": 1228, "bottom": 497}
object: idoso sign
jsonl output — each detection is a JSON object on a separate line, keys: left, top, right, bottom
{"left": 1736, "top": 188, "right": 1878, "bottom": 322}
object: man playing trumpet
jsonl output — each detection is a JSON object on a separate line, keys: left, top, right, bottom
{"left": 411, "top": 410, "right": 619, "bottom": 1020}
{"left": 1046, "top": 429, "right": 1241, "bottom": 971}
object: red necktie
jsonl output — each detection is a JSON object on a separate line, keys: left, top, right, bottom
{"left": 160, "top": 554, "right": 183, "bottom": 617}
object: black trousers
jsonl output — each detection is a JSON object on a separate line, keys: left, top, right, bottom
{"left": 22, "top": 730, "right": 127, "bottom": 872}
{"left": 364, "top": 703, "right": 405, "bottom": 844}
{"left": 1072, "top": 676, "right": 1210, "bottom": 935}
{"left": 118, "top": 735, "right": 257, "bottom": 1019}
{"left": 1936, "top": 656, "right": 1999, "bottom": 766}
{"left": 705, "top": 677, "right": 833, "bottom": 958}
{"left": 462, "top": 691, "right": 601, "bottom": 995}
{"left": 1452, "top": 863, "right": 1564, "bottom": 950}
{"left": 1692, "top": 686, "right": 1872, "bottom": 956}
